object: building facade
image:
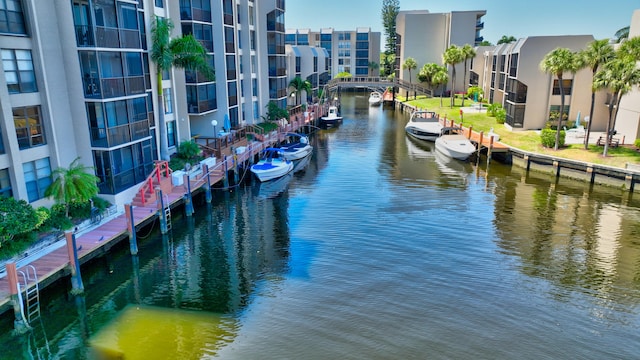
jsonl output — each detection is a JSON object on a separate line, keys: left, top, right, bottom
{"left": 285, "top": 45, "right": 329, "bottom": 106}
{"left": 616, "top": 9, "right": 640, "bottom": 143}
{"left": 285, "top": 27, "right": 381, "bottom": 78}
{"left": 395, "top": 10, "right": 486, "bottom": 93}
{"left": 469, "top": 35, "right": 609, "bottom": 132}
{"left": 0, "top": 0, "right": 284, "bottom": 207}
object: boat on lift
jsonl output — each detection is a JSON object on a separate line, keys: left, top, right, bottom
{"left": 320, "top": 106, "right": 343, "bottom": 128}
{"left": 250, "top": 148, "right": 294, "bottom": 182}
{"left": 279, "top": 133, "right": 313, "bottom": 161}
{"left": 405, "top": 110, "right": 443, "bottom": 142}
{"left": 368, "top": 91, "right": 382, "bottom": 105}
{"left": 434, "top": 127, "right": 476, "bottom": 161}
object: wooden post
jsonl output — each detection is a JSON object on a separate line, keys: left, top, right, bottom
{"left": 468, "top": 126, "right": 473, "bottom": 139}
{"left": 524, "top": 154, "right": 531, "bottom": 173}
{"left": 156, "top": 187, "right": 168, "bottom": 234}
{"left": 223, "top": 155, "right": 229, "bottom": 190}
{"left": 65, "top": 231, "right": 84, "bottom": 294}
{"left": 625, "top": 174, "right": 635, "bottom": 192}
{"left": 184, "top": 174, "right": 194, "bottom": 217}
{"left": 487, "top": 136, "right": 494, "bottom": 165}
{"left": 125, "top": 204, "right": 138, "bottom": 255}
{"left": 6, "top": 263, "right": 30, "bottom": 333}
{"left": 203, "top": 164, "right": 212, "bottom": 203}
{"left": 586, "top": 166, "right": 596, "bottom": 184}
{"left": 553, "top": 160, "right": 561, "bottom": 178}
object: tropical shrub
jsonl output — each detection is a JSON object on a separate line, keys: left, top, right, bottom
{"left": 265, "top": 101, "right": 289, "bottom": 121}
{"left": 635, "top": 138, "right": 640, "bottom": 148}
{"left": 336, "top": 71, "right": 352, "bottom": 78}
{"left": 486, "top": 103, "right": 502, "bottom": 117}
{"left": 466, "top": 86, "right": 483, "bottom": 101}
{"left": 0, "top": 197, "right": 41, "bottom": 248}
{"left": 495, "top": 109, "right": 506, "bottom": 124}
{"left": 170, "top": 140, "right": 204, "bottom": 171}
{"left": 541, "top": 128, "right": 565, "bottom": 148}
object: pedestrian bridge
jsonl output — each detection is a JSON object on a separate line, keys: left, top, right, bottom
{"left": 324, "top": 77, "right": 433, "bottom": 98}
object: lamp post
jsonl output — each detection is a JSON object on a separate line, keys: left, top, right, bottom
{"left": 211, "top": 120, "right": 218, "bottom": 137}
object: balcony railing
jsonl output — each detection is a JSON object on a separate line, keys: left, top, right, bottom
{"left": 75, "top": 25, "right": 95, "bottom": 47}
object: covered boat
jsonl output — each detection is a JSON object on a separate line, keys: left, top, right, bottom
{"left": 279, "top": 133, "right": 313, "bottom": 161}
{"left": 250, "top": 148, "right": 294, "bottom": 182}
{"left": 434, "top": 127, "right": 476, "bottom": 161}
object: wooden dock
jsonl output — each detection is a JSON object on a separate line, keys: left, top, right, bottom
{"left": 0, "top": 108, "right": 320, "bottom": 315}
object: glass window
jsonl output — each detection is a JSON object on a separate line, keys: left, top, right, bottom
{"left": 252, "top": 78, "right": 257, "bottom": 97}
{"left": 163, "top": 88, "right": 173, "bottom": 114}
{"left": 14, "top": 106, "right": 45, "bottom": 149}
{"left": 0, "top": 0, "right": 27, "bottom": 34}
{"left": 23, "top": 158, "right": 52, "bottom": 202}
{"left": 167, "top": 120, "right": 176, "bottom": 147}
{"left": 155, "top": 0, "right": 163, "bottom": 8}
{"left": 552, "top": 79, "right": 573, "bottom": 95}
{"left": 0, "top": 168, "right": 12, "bottom": 198}
{"left": 2, "top": 49, "right": 37, "bottom": 94}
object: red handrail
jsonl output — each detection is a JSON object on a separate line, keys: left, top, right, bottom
{"left": 138, "top": 160, "right": 172, "bottom": 206}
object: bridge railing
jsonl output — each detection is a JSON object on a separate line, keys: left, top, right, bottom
{"left": 326, "top": 77, "right": 432, "bottom": 97}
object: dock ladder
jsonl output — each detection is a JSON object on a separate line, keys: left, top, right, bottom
{"left": 18, "top": 265, "right": 41, "bottom": 324}
{"left": 164, "top": 194, "right": 172, "bottom": 232}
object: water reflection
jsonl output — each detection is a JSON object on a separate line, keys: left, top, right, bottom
{"left": 492, "top": 166, "right": 640, "bottom": 310}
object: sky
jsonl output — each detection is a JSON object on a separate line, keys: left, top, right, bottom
{"left": 285, "top": 0, "right": 639, "bottom": 45}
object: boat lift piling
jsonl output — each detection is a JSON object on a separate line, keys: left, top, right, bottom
{"left": 203, "top": 164, "right": 212, "bottom": 204}
{"left": 65, "top": 231, "right": 84, "bottom": 294}
{"left": 125, "top": 204, "right": 138, "bottom": 255}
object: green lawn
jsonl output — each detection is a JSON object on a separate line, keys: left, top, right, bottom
{"left": 403, "top": 96, "right": 640, "bottom": 169}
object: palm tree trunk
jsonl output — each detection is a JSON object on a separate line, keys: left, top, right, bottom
{"left": 602, "top": 92, "right": 617, "bottom": 157}
{"left": 554, "top": 76, "right": 565, "bottom": 151}
{"left": 450, "top": 68, "right": 456, "bottom": 108}
{"left": 462, "top": 60, "right": 468, "bottom": 107}
{"left": 157, "top": 71, "right": 169, "bottom": 160}
{"left": 584, "top": 90, "right": 596, "bottom": 150}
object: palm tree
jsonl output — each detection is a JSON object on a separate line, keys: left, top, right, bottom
{"left": 540, "top": 48, "right": 578, "bottom": 150}
{"left": 45, "top": 157, "right": 99, "bottom": 218}
{"left": 619, "top": 36, "right": 640, "bottom": 60}
{"left": 576, "top": 39, "right": 615, "bottom": 149}
{"left": 151, "top": 17, "right": 214, "bottom": 161}
{"left": 380, "top": 52, "right": 395, "bottom": 77}
{"left": 368, "top": 61, "right": 379, "bottom": 77}
{"left": 442, "top": 45, "right": 464, "bottom": 108}
{"left": 497, "top": 35, "right": 517, "bottom": 45}
{"left": 402, "top": 57, "right": 418, "bottom": 100}
{"left": 461, "top": 44, "right": 476, "bottom": 107}
{"left": 593, "top": 56, "right": 640, "bottom": 156}
{"left": 288, "top": 76, "right": 312, "bottom": 105}
{"left": 417, "top": 63, "right": 439, "bottom": 93}
{"left": 432, "top": 67, "right": 449, "bottom": 108}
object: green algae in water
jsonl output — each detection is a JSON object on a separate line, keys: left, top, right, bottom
{"left": 89, "top": 305, "right": 237, "bottom": 359}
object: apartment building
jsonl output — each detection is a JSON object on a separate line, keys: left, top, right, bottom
{"left": 285, "top": 45, "right": 329, "bottom": 106}
{"left": 395, "top": 10, "right": 486, "bottom": 93}
{"left": 469, "top": 35, "right": 610, "bottom": 132}
{"left": 0, "top": 0, "right": 284, "bottom": 207}
{"left": 285, "top": 27, "right": 381, "bottom": 78}
{"left": 616, "top": 9, "right": 640, "bottom": 143}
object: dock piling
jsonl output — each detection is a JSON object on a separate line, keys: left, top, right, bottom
{"left": 65, "top": 231, "right": 84, "bottom": 294}
{"left": 125, "top": 204, "right": 138, "bottom": 255}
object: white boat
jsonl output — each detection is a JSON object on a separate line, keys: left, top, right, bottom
{"left": 405, "top": 110, "right": 443, "bottom": 142}
{"left": 320, "top": 106, "right": 343, "bottom": 128}
{"left": 434, "top": 127, "right": 476, "bottom": 161}
{"left": 279, "top": 133, "right": 313, "bottom": 161}
{"left": 368, "top": 91, "right": 382, "bottom": 105}
{"left": 254, "top": 172, "right": 293, "bottom": 199}
{"left": 250, "top": 148, "right": 294, "bottom": 182}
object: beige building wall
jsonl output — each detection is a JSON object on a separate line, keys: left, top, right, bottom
{"left": 616, "top": 9, "right": 640, "bottom": 143}
{"left": 473, "top": 35, "right": 610, "bottom": 131}
{"left": 395, "top": 10, "right": 486, "bottom": 98}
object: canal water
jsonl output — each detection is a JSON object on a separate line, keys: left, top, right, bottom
{"left": 1, "top": 94, "right": 640, "bottom": 359}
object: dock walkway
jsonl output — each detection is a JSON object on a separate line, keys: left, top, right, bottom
{"left": 0, "top": 110, "right": 319, "bottom": 314}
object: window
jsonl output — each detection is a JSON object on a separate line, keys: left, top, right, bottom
{"left": 252, "top": 78, "right": 257, "bottom": 97}
{"left": 167, "top": 120, "right": 176, "bottom": 147}
{"left": 552, "top": 79, "right": 573, "bottom": 95}
{"left": 0, "top": 169, "right": 11, "bottom": 198}
{"left": 163, "top": 88, "right": 173, "bottom": 114}
{"left": 155, "top": 0, "right": 163, "bottom": 7}
{"left": 2, "top": 49, "right": 37, "bottom": 94}
{"left": 14, "top": 106, "right": 45, "bottom": 149}
{"left": 0, "top": 0, "right": 27, "bottom": 34}
{"left": 23, "top": 158, "right": 52, "bottom": 202}
{"left": 228, "top": 81, "right": 237, "bottom": 106}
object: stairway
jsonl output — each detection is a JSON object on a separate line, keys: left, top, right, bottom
{"left": 131, "top": 161, "right": 173, "bottom": 207}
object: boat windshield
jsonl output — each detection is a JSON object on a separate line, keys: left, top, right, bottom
{"left": 412, "top": 112, "right": 438, "bottom": 122}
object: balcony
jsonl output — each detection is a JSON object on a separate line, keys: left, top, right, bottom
{"left": 475, "top": 36, "right": 484, "bottom": 43}
{"left": 476, "top": 21, "right": 484, "bottom": 29}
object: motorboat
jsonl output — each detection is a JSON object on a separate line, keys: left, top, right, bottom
{"left": 279, "top": 133, "right": 313, "bottom": 161}
{"left": 434, "top": 127, "right": 476, "bottom": 161}
{"left": 250, "top": 148, "right": 294, "bottom": 182}
{"left": 404, "top": 110, "right": 443, "bottom": 142}
{"left": 293, "top": 151, "right": 312, "bottom": 173}
{"left": 368, "top": 91, "right": 382, "bottom": 105}
{"left": 320, "top": 106, "right": 343, "bottom": 128}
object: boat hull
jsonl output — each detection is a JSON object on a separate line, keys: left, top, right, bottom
{"left": 281, "top": 144, "right": 313, "bottom": 161}
{"left": 320, "top": 116, "right": 343, "bottom": 128}
{"left": 250, "top": 160, "right": 294, "bottom": 182}
{"left": 435, "top": 134, "right": 476, "bottom": 161}
{"left": 405, "top": 126, "right": 440, "bottom": 142}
